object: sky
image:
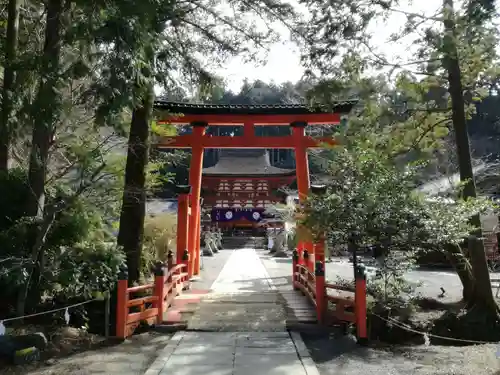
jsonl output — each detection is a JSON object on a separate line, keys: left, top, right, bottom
{"left": 217, "top": 1, "right": 442, "bottom": 93}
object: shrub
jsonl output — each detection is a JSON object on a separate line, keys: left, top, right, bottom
{"left": 0, "top": 168, "right": 30, "bottom": 230}
{"left": 54, "top": 241, "right": 126, "bottom": 300}
{"left": 142, "top": 213, "right": 177, "bottom": 276}
{"left": 0, "top": 168, "right": 125, "bottom": 314}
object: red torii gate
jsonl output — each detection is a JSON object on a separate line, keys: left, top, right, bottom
{"left": 154, "top": 101, "right": 356, "bottom": 277}
{"left": 115, "top": 100, "right": 368, "bottom": 342}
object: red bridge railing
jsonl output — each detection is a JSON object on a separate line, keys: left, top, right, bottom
{"left": 292, "top": 250, "right": 368, "bottom": 344}
{"left": 115, "top": 250, "right": 190, "bottom": 339}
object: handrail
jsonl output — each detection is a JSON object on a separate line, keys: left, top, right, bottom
{"left": 127, "top": 283, "right": 154, "bottom": 293}
{"left": 165, "top": 263, "right": 186, "bottom": 282}
{"left": 127, "top": 295, "right": 158, "bottom": 307}
{"left": 296, "top": 263, "right": 315, "bottom": 282}
{"left": 116, "top": 262, "right": 190, "bottom": 339}
{"left": 325, "top": 283, "right": 355, "bottom": 293}
{"left": 291, "top": 243, "right": 367, "bottom": 343}
{"left": 294, "top": 263, "right": 317, "bottom": 306}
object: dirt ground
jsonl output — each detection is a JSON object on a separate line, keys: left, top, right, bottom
{"left": 258, "top": 249, "right": 500, "bottom": 375}
{"left": 0, "top": 331, "right": 172, "bottom": 375}
{"left": 301, "top": 333, "right": 500, "bottom": 375}
{"left": 0, "top": 248, "right": 232, "bottom": 375}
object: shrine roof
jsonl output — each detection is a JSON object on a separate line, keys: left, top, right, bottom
{"left": 153, "top": 100, "right": 357, "bottom": 115}
{"left": 202, "top": 149, "right": 295, "bottom": 177}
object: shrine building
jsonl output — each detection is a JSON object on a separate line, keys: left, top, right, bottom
{"left": 201, "top": 148, "right": 295, "bottom": 234}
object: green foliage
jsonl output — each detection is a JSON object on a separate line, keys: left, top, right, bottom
{"left": 46, "top": 198, "right": 104, "bottom": 248}
{"left": 370, "top": 252, "right": 419, "bottom": 303}
{"left": 0, "top": 165, "right": 125, "bottom": 311}
{"left": 302, "top": 142, "right": 492, "bottom": 253}
{"left": 54, "top": 242, "right": 125, "bottom": 300}
{"left": 0, "top": 168, "right": 29, "bottom": 229}
{"left": 298, "top": 0, "right": 500, "bottom": 166}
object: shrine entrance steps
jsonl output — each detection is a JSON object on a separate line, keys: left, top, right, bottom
{"left": 143, "top": 247, "right": 320, "bottom": 375}
{"left": 221, "top": 236, "right": 266, "bottom": 250}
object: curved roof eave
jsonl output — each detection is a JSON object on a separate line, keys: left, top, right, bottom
{"left": 153, "top": 100, "right": 358, "bottom": 115}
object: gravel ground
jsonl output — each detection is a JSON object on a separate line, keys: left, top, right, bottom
{"left": 257, "top": 248, "right": 500, "bottom": 375}
{"left": 325, "top": 257, "right": 500, "bottom": 303}
{"left": 301, "top": 333, "right": 500, "bottom": 375}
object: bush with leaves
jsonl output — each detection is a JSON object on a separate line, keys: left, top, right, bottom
{"left": 301, "top": 143, "right": 494, "bottom": 304}
{"left": 301, "top": 145, "right": 425, "bottom": 249}
{"left": 54, "top": 241, "right": 125, "bottom": 300}
{"left": 0, "top": 167, "right": 127, "bottom": 314}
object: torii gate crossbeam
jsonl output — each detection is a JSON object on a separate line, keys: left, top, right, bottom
{"left": 154, "top": 101, "right": 356, "bottom": 277}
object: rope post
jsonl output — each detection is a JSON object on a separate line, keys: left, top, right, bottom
{"left": 182, "top": 249, "right": 190, "bottom": 279}
{"left": 292, "top": 249, "right": 299, "bottom": 290}
{"left": 303, "top": 249, "right": 310, "bottom": 270}
{"left": 315, "top": 260, "right": 326, "bottom": 324}
{"left": 355, "top": 263, "right": 368, "bottom": 345}
{"left": 115, "top": 266, "right": 128, "bottom": 339}
{"left": 154, "top": 262, "right": 166, "bottom": 325}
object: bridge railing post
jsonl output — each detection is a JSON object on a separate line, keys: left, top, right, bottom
{"left": 154, "top": 262, "right": 166, "bottom": 324}
{"left": 292, "top": 249, "right": 299, "bottom": 290}
{"left": 355, "top": 263, "right": 368, "bottom": 345}
{"left": 167, "top": 250, "right": 174, "bottom": 278}
{"left": 116, "top": 266, "right": 128, "bottom": 339}
{"left": 315, "top": 260, "right": 326, "bottom": 324}
{"left": 182, "top": 249, "right": 190, "bottom": 279}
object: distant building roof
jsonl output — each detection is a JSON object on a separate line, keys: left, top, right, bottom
{"left": 202, "top": 149, "right": 295, "bottom": 177}
{"left": 153, "top": 101, "right": 357, "bottom": 115}
{"left": 146, "top": 199, "right": 178, "bottom": 215}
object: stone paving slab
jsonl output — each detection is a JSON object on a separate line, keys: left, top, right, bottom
{"left": 236, "top": 336, "right": 292, "bottom": 346}
{"left": 145, "top": 331, "right": 316, "bottom": 375}
{"left": 165, "top": 352, "right": 234, "bottom": 366}
{"left": 184, "top": 321, "right": 288, "bottom": 332}
{"left": 172, "top": 343, "right": 234, "bottom": 355}
{"left": 159, "top": 364, "right": 234, "bottom": 375}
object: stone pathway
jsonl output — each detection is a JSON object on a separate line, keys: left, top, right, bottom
{"left": 186, "top": 247, "right": 287, "bottom": 331}
{"left": 143, "top": 248, "right": 319, "bottom": 375}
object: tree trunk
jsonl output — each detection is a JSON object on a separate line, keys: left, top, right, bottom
{"left": 16, "top": 207, "right": 57, "bottom": 316}
{"left": 442, "top": 0, "right": 498, "bottom": 316}
{"left": 26, "top": 0, "right": 64, "bottom": 217}
{"left": 0, "top": 0, "right": 21, "bottom": 172}
{"left": 468, "top": 235, "right": 499, "bottom": 315}
{"left": 17, "top": 0, "right": 64, "bottom": 315}
{"left": 445, "top": 244, "right": 474, "bottom": 302}
{"left": 117, "top": 87, "right": 154, "bottom": 284}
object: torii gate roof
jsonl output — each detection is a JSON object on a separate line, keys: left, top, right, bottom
{"left": 153, "top": 100, "right": 357, "bottom": 125}
{"left": 154, "top": 101, "right": 356, "bottom": 116}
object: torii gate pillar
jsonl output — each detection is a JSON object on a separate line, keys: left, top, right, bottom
{"left": 187, "top": 122, "right": 206, "bottom": 277}
{"left": 291, "top": 122, "right": 314, "bottom": 272}
{"left": 176, "top": 185, "right": 191, "bottom": 265}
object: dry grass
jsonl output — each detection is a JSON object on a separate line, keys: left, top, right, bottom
{"left": 143, "top": 213, "right": 177, "bottom": 262}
